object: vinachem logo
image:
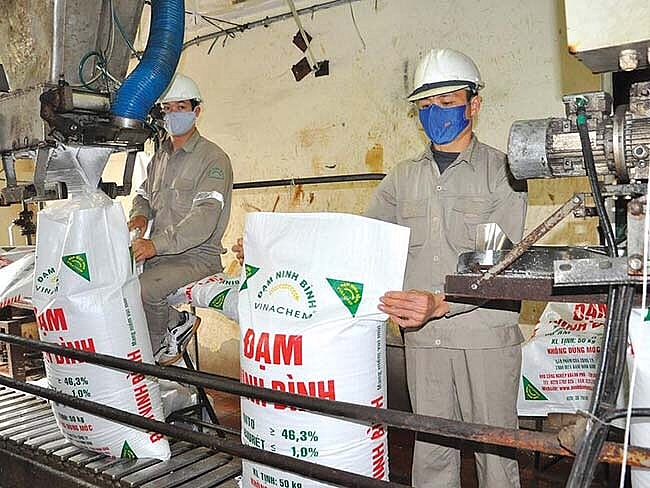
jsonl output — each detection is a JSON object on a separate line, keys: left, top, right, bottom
{"left": 253, "top": 269, "right": 317, "bottom": 321}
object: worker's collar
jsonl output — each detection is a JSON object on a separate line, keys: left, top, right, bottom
{"left": 424, "top": 134, "right": 478, "bottom": 170}
{"left": 163, "top": 128, "right": 201, "bottom": 154}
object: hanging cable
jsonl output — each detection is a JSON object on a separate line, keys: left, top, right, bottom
{"left": 286, "top": 0, "right": 319, "bottom": 69}
{"left": 347, "top": 0, "right": 366, "bottom": 50}
{"left": 181, "top": 0, "right": 365, "bottom": 52}
{"left": 576, "top": 97, "right": 618, "bottom": 256}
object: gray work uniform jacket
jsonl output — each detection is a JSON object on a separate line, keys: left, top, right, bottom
{"left": 130, "top": 130, "right": 233, "bottom": 268}
{"left": 365, "top": 136, "right": 527, "bottom": 350}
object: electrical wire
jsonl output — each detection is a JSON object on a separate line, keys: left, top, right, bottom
{"left": 181, "top": 0, "right": 364, "bottom": 52}
{"left": 576, "top": 98, "right": 617, "bottom": 256}
{"left": 113, "top": 8, "right": 142, "bottom": 60}
{"left": 347, "top": 0, "right": 366, "bottom": 50}
{"left": 618, "top": 182, "right": 650, "bottom": 487}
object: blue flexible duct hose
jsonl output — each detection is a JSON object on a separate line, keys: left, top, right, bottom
{"left": 111, "top": 0, "right": 185, "bottom": 122}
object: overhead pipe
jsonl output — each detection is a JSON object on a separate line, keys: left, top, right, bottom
{"left": 233, "top": 172, "right": 385, "bottom": 190}
{"left": 50, "top": 0, "right": 66, "bottom": 83}
{"left": 182, "top": 0, "right": 364, "bottom": 51}
{"left": 111, "top": 0, "right": 185, "bottom": 125}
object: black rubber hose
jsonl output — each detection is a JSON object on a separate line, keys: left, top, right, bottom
{"left": 576, "top": 102, "right": 617, "bottom": 256}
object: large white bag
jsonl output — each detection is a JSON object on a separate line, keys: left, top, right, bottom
{"left": 517, "top": 302, "right": 606, "bottom": 416}
{"left": 33, "top": 190, "right": 170, "bottom": 460}
{"left": 626, "top": 308, "right": 650, "bottom": 487}
{"left": 239, "top": 212, "right": 409, "bottom": 488}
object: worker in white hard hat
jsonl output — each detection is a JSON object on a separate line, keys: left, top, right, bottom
{"left": 366, "top": 48, "right": 527, "bottom": 487}
{"left": 128, "top": 73, "right": 233, "bottom": 366}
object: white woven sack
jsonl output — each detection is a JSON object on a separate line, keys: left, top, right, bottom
{"left": 167, "top": 273, "right": 240, "bottom": 321}
{"left": 239, "top": 212, "right": 409, "bottom": 488}
{"left": 517, "top": 302, "right": 606, "bottom": 416}
{"left": 33, "top": 190, "right": 170, "bottom": 460}
{"left": 0, "top": 247, "right": 36, "bottom": 308}
{"left": 627, "top": 309, "right": 650, "bottom": 487}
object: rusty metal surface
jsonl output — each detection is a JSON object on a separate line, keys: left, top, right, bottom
{"left": 445, "top": 274, "right": 612, "bottom": 303}
{"left": 472, "top": 194, "right": 584, "bottom": 288}
{"left": 4, "top": 334, "right": 650, "bottom": 476}
{"left": 0, "top": 385, "right": 242, "bottom": 488}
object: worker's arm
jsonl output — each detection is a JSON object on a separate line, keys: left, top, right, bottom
{"left": 128, "top": 159, "right": 155, "bottom": 235}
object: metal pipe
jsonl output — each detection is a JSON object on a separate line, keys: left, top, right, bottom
{"left": 50, "top": 0, "right": 66, "bottom": 83}
{"left": 0, "top": 375, "right": 407, "bottom": 488}
{"left": 7, "top": 223, "right": 14, "bottom": 246}
{"left": 233, "top": 172, "right": 385, "bottom": 190}
{"left": 566, "top": 284, "right": 635, "bottom": 486}
{"left": 4, "top": 333, "right": 650, "bottom": 467}
{"left": 182, "top": 0, "right": 364, "bottom": 51}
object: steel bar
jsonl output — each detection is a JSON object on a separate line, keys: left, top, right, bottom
{"left": 445, "top": 274, "right": 613, "bottom": 303}
{"left": 566, "top": 284, "right": 636, "bottom": 486}
{"left": 233, "top": 172, "right": 385, "bottom": 190}
{"left": 471, "top": 193, "right": 584, "bottom": 288}
{"left": 0, "top": 376, "right": 407, "bottom": 488}
{"left": 3, "top": 334, "right": 650, "bottom": 467}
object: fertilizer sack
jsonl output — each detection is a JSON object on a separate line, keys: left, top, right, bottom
{"left": 167, "top": 273, "right": 239, "bottom": 322}
{"left": 239, "top": 212, "right": 409, "bottom": 488}
{"left": 626, "top": 309, "right": 650, "bottom": 487}
{"left": 518, "top": 302, "right": 606, "bottom": 416}
{"left": 33, "top": 190, "right": 170, "bottom": 460}
{"left": 0, "top": 246, "right": 36, "bottom": 308}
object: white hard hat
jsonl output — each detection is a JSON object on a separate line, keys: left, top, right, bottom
{"left": 407, "top": 48, "right": 484, "bottom": 102}
{"left": 159, "top": 73, "right": 202, "bottom": 103}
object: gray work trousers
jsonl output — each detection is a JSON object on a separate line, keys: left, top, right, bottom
{"left": 139, "top": 254, "right": 218, "bottom": 351}
{"left": 406, "top": 345, "right": 522, "bottom": 488}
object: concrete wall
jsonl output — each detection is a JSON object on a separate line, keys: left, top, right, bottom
{"left": 134, "top": 0, "right": 599, "bottom": 377}
{"left": 171, "top": 0, "right": 599, "bottom": 253}
{"left": 2, "top": 0, "right": 603, "bottom": 378}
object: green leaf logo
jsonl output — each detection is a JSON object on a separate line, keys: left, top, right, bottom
{"left": 644, "top": 308, "right": 650, "bottom": 321}
{"left": 522, "top": 375, "right": 548, "bottom": 401}
{"left": 120, "top": 440, "right": 138, "bottom": 460}
{"left": 326, "top": 278, "right": 364, "bottom": 317}
{"left": 240, "top": 264, "right": 259, "bottom": 291}
{"left": 209, "top": 289, "right": 230, "bottom": 311}
{"left": 62, "top": 253, "right": 90, "bottom": 282}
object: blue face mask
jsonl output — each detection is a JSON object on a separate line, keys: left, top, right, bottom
{"left": 418, "top": 104, "right": 469, "bottom": 145}
{"left": 164, "top": 110, "right": 197, "bottom": 136}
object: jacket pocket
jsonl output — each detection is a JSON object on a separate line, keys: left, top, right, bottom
{"left": 398, "top": 199, "right": 428, "bottom": 248}
{"left": 171, "top": 177, "right": 195, "bottom": 214}
{"left": 445, "top": 197, "right": 493, "bottom": 252}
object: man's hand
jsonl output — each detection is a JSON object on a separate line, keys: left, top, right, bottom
{"left": 232, "top": 237, "right": 244, "bottom": 265}
{"left": 378, "top": 290, "right": 449, "bottom": 328}
{"left": 132, "top": 238, "right": 156, "bottom": 262}
{"left": 127, "top": 215, "right": 148, "bottom": 237}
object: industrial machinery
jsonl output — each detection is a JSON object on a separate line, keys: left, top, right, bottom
{"left": 0, "top": 0, "right": 181, "bottom": 204}
{"left": 4, "top": 0, "right": 650, "bottom": 487}
{"left": 446, "top": 1, "right": 650, "bottom": 486}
